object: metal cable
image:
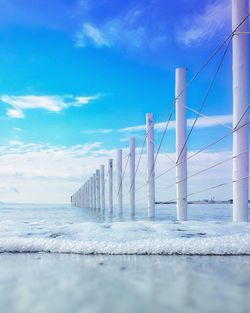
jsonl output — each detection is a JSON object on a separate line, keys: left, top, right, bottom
{"left": 185, "top": 105, "right": 232, "bottom": 130}
{"left": 159, "top": 149, "right": 250, "bottom": 191}
{"left": 117, "top": 152, "right": 130, "bottom": 196}
{"left": 120, "top": 20, "right": 242, "bottom": 193}
{"left": 176, "top": 37, "right": 232, "bottom": 164}
{"left": 167, "top": 175, "right": 250, "bottom": 202}
{"left": 146, "top": 33, "right": 232, "bottom": 187}
{"left": 156, "top": 120, "right": 250, "bottom": 180}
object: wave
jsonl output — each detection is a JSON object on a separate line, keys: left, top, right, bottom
{"left": 0, "top": 205, "right": 250, "bottom": 255}
{"left": 0, "top": 233, "right": 250, "bottom": 255}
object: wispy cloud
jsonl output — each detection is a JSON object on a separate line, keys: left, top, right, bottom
{"left": 81, "top": 114, "right": 232, "bottom": 137}
{"left": 0, "top": 94, "right": 101, "bottom": 118}
{"left": 75, "top": 3, "right": 168, "bottom": 51}
{"left": 82, "top": 128, "right": 113, "bottom": 135}
{"left": 120, "top": 114, "right": 232, "bottom": 133}
{"left": 76, "top": 23, "right": 111, "bottom": 47}
{"left": 178, "top": 0, "right": 231, "bottom": 46}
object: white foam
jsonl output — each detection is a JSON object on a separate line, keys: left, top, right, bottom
{"left": 0, "top": 219, "right": 250, "bottom": 255}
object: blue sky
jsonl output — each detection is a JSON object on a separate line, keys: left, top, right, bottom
{"left": 0, "top": 0, "right": 248, "bottom": 203}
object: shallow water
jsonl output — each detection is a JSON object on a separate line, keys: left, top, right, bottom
{"left": 0, "top": 204, "right": 250, "bottom": 312}
{"left": 0, "top": 253, "right": 249, "bottom": 313}
{"left": 0, "top": 204, "right": 249, "bottom": 254}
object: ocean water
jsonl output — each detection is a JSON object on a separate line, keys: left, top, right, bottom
{"left": 0, "top": 204, "right": 250, "bottom": 313}
{"left": 0, "top": 203, "right": 249, "bottom": 254}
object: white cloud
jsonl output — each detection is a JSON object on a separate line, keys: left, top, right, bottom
{"left": 179, "top": 0, "right": 231, "bottom": 46}
{"left": 14, "top": 127, "right": 22, "bottom": 132}
{"left": 1, "top": 94, "right": 100, "bottom": 118}
{"left": 76, "top": 23, "right": 111, "bottom": 47}
{"left": 75, "top": 5, "right": 168, "bottom": 51}
{"left": 8, "top": 140, "right": 23, "bottom": 146}
{"left": 7, "top": 109, "right": 24, "bottom": 119}
{"left": 0, "top": 141, "right": 113, "bottom": 203}
{"left": 120, "top": 114, "right": 232, "bottom": 133}
{"left": 82, "top": 128, "right": 113, "bottom": 135}
{"left": 0, "top": 139, "right": 238, "bottom": 204}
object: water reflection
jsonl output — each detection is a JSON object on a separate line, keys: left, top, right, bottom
{"left": 0, "top": 253, "right": 249, "bottom": 313}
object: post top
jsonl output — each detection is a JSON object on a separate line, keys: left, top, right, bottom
{"left": 176, "top": 67, "right": 187, "bottom": 72}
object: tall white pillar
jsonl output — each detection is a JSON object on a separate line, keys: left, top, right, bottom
{"left": 90, "top": 177, "right": 93, "bottom": 209}
{"left": 129, "top": 136, "right": 135, "bottom": 217}
{"left": 232, "top": 0, "right": 249, "bottom": 222}
{"left": 146, "top": 113, "right": 155, "bottom": 219}
{"left": 87, "top": 180, "right": 90, "bottom": 209}
{"left": 83, "top": 185, "right": 85, "bottom": 208}
{"left": 108, "top": 159, "right": 113, "bottom": 215}
{"left": 117, "top": 149, "right": 123, "bottom": 216}
{"left": 96, "top": 169, "right": 101, "bottom": 211}
{"left": 84, "top": 184, "right": 86, "bottom": 208}
{"left": 100, "top": 165, "right": 105, "bottom": 211}
{"left": 176, "top": 67, "right": 188, "bottom": 221}
{"left": 93, "top": 173, "right": 96, "bottom": 210}
{"left": 81, "top": 187, "right": 83, "bottom": 207}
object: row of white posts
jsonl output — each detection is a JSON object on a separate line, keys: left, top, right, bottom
{"left": 71, "top": 0, "right": 249, "bottom": 222}
{"left": 71, "top": 138, "right": 137, "bottom": 218}
{"left": 71, "top": 71, "right": 187, "bottom": 221}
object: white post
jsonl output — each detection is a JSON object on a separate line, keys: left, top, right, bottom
{"left": 146, "top": 113, "right": 155, "bottom": 219}
{"left": 232, "top": 0, "right": 249, "bottom": 222}
{"left": 90, "top": 177, "right": 93, "bottom": 209}
{"left": 176, "top": 67, "right": 188, "bottom": 221}
{"left": 83, "top": 185, "right": 85, "bottom": 208}
{"left": 100, "top": 165, "right": 105, "bottom": 211}
{"left": 93, "top": 173, "right": 96, "bottom": 210}
{"left": 87, "top": 180, "right": 89, "bottom": 208}
{"left": 89, "top": 179, "right": 91, "bottom": 209}
{"left": 96, "top": 169, "right": 101, "bottom": 211}
{"left": 129, "top": 136, "right": 135, "bottom": 217}
{"left": 84, "top": 184, "right": 86, "bottom": 208}
{"left": 81, "top": 186, "right": 83, "bottom": 208}
{"left": 117, "top": 149, "right": 123, "bottom": 216}
{"left": 108, "top": 159, "right": 113, "bottom": 215}
{"left": 87, "top": 180, "right": 90, "bottom": 209}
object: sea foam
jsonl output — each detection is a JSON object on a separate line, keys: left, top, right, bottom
{"left": 0, "top": 220, "right": 250, "bottom": 255}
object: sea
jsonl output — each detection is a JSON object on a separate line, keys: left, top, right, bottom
{"left": 0, "top": 203, "right": 249, "bottom": 313}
